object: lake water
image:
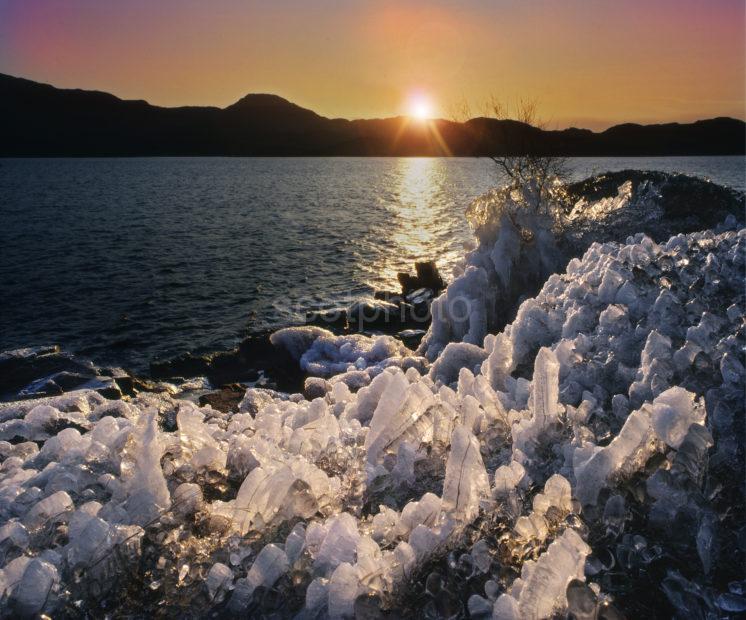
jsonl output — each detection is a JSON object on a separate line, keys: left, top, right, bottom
{"left": 1, "top": 156, "right": 743, "bottom": 372}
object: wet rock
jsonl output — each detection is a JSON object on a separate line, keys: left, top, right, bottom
{"left": 397, "top": 329, "right": 427, "bottom": 349}
{"left": 347, "top": 299, "right": 407, "bottom": 330}
{"left": 305, "top": 308, "right": 348, "bottom": 329}
{"left": 151, "top": 331, "right": 305, "bottom": 392}
{"left": 198, "top": 384, "right": 246, "bottom": 413}
{"left": 0, "top": 346, "right": 113, "bottom": 401}
{"left": 397, "top": 260, "right": 445, "bottom": 296}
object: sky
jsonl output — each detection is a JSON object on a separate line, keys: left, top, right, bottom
{"left": 1, "top": 0, "right": 744, "bottom": 129}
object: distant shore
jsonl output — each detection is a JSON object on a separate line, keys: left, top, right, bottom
{"left": 2, "top": 73, "right": 745, "bottom": 157}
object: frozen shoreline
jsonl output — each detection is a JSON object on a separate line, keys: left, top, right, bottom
{"left": 0, "top": 172, "right": 744, "bottom": 618}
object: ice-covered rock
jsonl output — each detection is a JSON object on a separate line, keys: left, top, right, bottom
{"left": 314, "top": 513, "right": 361, "bottom": 576}
{"left": 120, "top": 411, "right": 170, "bottom": 526}
{"left": 206, "top": 562, "right": 233, "bottom": 600}
{"left": 574, "top": 404, "right": 659, "bottom": 506}
{"left": 364, "top": 369, "right": 435, "bottom": 465}
{"left": 429, "top": 342, "right": 488, "bottom": 385}
{"left": 442, "top": 426, "right": 490, "bottom": 520}
{"left": 512, "top": 347, "right": 561, "bottom": 459}
{"left": 495, "top": 529, "right": 591, "bottom": 619}
{"left": 10, "top": 558, "right": 59, "bottom": 616}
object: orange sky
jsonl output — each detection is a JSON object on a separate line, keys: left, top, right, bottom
{"left": 1, "top": 0, "right": 744, "bottom": 129}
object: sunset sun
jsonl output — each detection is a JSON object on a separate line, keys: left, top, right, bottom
{"left": 408, "top": 93, "right": 433, "bottom": 121}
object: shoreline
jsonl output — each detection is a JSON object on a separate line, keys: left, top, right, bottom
{"left": 0, "top": 169, "right": 743, "bottom": 617}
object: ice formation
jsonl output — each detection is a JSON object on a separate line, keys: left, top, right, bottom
{"left": 0, "top": 178, "right": 743, "bottom": 618}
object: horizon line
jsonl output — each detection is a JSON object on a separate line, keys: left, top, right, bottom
{"left": 3, "top": 71, "right": 744, "bottom": 133}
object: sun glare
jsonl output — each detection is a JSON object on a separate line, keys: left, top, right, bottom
{"left": 408, "top": 93, "right": 433, "bottom": 121}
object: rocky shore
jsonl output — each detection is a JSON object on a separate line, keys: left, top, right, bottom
{"left": 0, "top": 171, "right": 743, "bottom": 618}
{"left": 0, "top": 261, "right": 447, "bottom": 414}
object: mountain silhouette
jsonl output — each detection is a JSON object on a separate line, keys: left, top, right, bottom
{"left": 1, "top": 73, "right": 743, "bottom": 156}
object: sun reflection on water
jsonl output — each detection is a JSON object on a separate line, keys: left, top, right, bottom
{"left": 373, "top": 157, "right": 454, "bottom": 289}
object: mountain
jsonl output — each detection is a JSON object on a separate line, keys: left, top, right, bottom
{"left": 0, "top": 73, "right": 744, "bottom": 156}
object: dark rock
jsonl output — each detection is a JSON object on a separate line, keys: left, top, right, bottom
{"left": 150, "top": 353, "right": 212, "bottom": 380}
{"left": 198, "top": 384, "right": 245, "bottom": 413}
{"left": 237, "top": 333, "right": 304, "bottom": 392}
{"left": 305, "top": 308, "right": 347, "bottom": 329}
{"left": 95, "top": 382, "right": 123, "bottom": 400}
{"left": 398, "top": 260, "right": 445, "bottom": 296}
{"left": 373, "top": 291, "right": 403, "bottom": 303}
{"left": 415, "top": 261, "right": 446, "bottom": 292}
{"left": 0, "top": 346, "right": 98, "bottom": 399}
{"left": 52, "top": 371, "right": 95, "bottom": 392}
{"left": 303, "top": 377, "right": 330, "bottom": 400}
{"left": 397, "top": 272, "right": 419, "bottom": 295}
{"left": 152, "top": 331, "right": 305, "bottom": 393}
{"left": 348, "top": 299, "right": 405, "bottom": 330}
{"left": 397, "top": 329, "right": 427, "bottom": 349}
{"left": 113, "top": 375, "right": 160, "bottom": 397}
{"left": 26, "top": 379, "right": 64, "bottom": 397}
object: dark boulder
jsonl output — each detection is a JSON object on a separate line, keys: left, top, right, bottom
{"left": 0, "top": 346, "right": 97, "bottom": 399}
{"left": 151, "top": 331, "right": 305, "bottom": 393}
{"left": 397, "top": 329, "right": 427, "bottom": 350}
{"left": 0, "top": 346, "right": 127, "bottom": 401}
{"left": 198, "top": 383, "right": 245, "bottom": 413}
{"left": 347, "top": 299, "right": 408, "bottom": 330}
{"left": 305, "top": 308, "right": 348, "bottom": 329}
{"left": 397, "top": 260, "right": 445, "bottom": 296}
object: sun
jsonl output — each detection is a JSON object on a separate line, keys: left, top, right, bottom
{"left": 408, "top": 93, "right": 433, "bottom": 121}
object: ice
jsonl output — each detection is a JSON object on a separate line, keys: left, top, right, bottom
{"left": 649, "top": 387, "right": 704, "bottom": 449}
{"left": 24, "top": 404, "right": 60, "bottom": 433}
{"left": 328, "top": 562, "right": 358, "bottom": 619}
{"left": 566, "top": 579, "right": 599, "bottom": 620}
{"left": 512, "top": 347, "right": 561, "bottom": 458}
{"left": 285, "top": 523, "right": 307, "bottom": 565}
{"left": 314, "top": 513, "right": 360, "bottom": 576}
{"left": 396, "top": 492, "right": 441, "bottom": 538}
{"left": 299, "top": 332, "right": 409, "bottom": 377}
{"left": 602, "top": 494, "right": 626, "bottom": 537}
{"left": 305, "top": 577, "right": 330, "bottom": 612}
{"left": 23, "top": 490, "right": 73, "bottom": 530}
{"left": 238, "top": 387, "right": 278, "bottom": 415}
{"left": 120, "top": 411, "right": 170, "bottom": 526}
{"left": 172, "top": 482, "right": 203, "bottom": 518}
{"left": 231, "top": 457, "right": 336, "bottom": 533}
{"left": 10, "top": 558, "right": 59, "bottom": 615}
{"left": 442, "top": 426, "right": 490, "bottom": 520}
{"left": 66, "top": 516, "right": 111, "bottom": 567}
{"left": 206, "top": 562, "right": 233, "bottom": 600}
{"left": 468, "top": 593, "right": 493, "bottom": 618}
{"left": 493, "top": 460, "right": 528, "bottom": 497}
{"left": 245, "top": 543, "right": 289, "bottom": 595}
{"left": 629, "top": 330, "right": 673, "bottom": 407}
{"left": 0, "top": 520, "right": 29, "bottom": 550}
{"left": 391, "top": 441, "right": 416, "bottom": 484}
{"left": 482, "top": 333, "right": 513, "bottom": 391}
{"left": 177, "top": 405, "right": 227, "bottom": 470}
{"left": 429, "top": 342, "right": 489, "bottom": 385}
{"left": 409, "top": 524, "right": 439, "bottom": 559}
{"left": 364, "top": 369, "right": 434, "bottom": 465}
{"left": 574, "top": 406, "right": 658, "bottom": 506}
{"left": 532, "top": 474, "right": 573, "bottom": 516}
{"left": 270, "top": 325, "right": 331, "bottom": 360}
{"left": 499, "top": 529, "right": 591, "bottom": 619}
{"left": 471, "top": 539, "right": 492, "bottom": 573}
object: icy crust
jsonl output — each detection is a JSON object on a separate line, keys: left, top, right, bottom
{"left": 0, "top": 227, "right": 744, "bottom": 617}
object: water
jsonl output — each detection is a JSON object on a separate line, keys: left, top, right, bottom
{"left": 1, "top": 156, "right": 743, "bottom": 372}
